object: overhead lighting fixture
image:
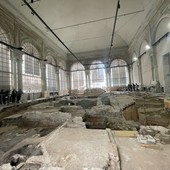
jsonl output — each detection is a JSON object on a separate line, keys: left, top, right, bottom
{"left": 145, "top": 45, "right": 151, "bottom": 50}
{"left": 133, "top": 57, "right": 138, "bottom": 61}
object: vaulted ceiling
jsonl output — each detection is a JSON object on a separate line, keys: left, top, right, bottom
{"left": 1, "top": 0, "right": 160, "bottom": 55}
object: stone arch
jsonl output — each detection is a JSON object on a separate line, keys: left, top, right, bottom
{"left": 151, "top": 15, "right": 170, "bottom": 44}
{"left": 110, "top": 59, "right": 129, "bottom": 87}
{"left": 152, "top": 16, "right": 170, "bottom": 90}
{"left": 46, "top": 55, "right": 56, "bottom": 65}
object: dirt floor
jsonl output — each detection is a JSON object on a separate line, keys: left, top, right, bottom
{"left": 115, "top": 136, "right": 170, "bottom": 170}
{"left": 0, "top": 125, "right": 55, "bottom": 166}
{"left": 0, "top": 93, "right": 170, "bottom": 169}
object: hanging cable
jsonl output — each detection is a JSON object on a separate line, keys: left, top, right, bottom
{"left": 22, "top": 0, "right": 83, "bottom": 65}
{"left": 108, "top": 0, "right": 121, "bottom": 62}
{"left": 51, "top": 9, "right": 144, "bottom": 31}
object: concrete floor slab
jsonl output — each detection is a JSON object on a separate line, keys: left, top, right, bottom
{"left": 27, "top": 127, "right": 120, "bottom": 169}
{"left": 115, "top": 137, "right": 170, "bottom": 170}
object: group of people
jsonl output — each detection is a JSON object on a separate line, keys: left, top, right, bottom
{"left": 0, "top": 89, "right": 23, "bottom": 105}
{"left": 127, "top": 83, "right": 139, "bottom": 91}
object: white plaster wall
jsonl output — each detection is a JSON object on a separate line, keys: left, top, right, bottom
{"left": 133, "top": 61, "right": 140, "bottom": 84}
{"left": 156, "top": 37, "right": 170, "bottom": 86}
{"left": 155, "top": 17, "right": 170, "bottom": 87}
{"left": 141, "top": 53, "right": 152, "bottom": 86}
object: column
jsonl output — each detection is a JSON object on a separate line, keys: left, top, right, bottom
{"left": 10, "top": 49, "right": 16, "bottom": 89}
{"left": 56, "top": 68, "right": 60, "bottom": 91}
{"left": 138, "top": 57, "right": 143, "bottom": 87}
{"left": 106, "top": 68, "right": 111, "bottom": 91}
{"left": 128, "top": 65, "right": 132, "bottom": 84}
{"left": 66, "top": 71, "right": 71, "bottom": 94}
{"left": 13, "top": 49, "right": 23, "bottom": 90}
{"left": 40, "top": 61, "right": 46, "bottom": 97}
{"left": 85, "top": 70, "right": 90, "bottom": 88}
{"left": 151, "top": 46, "right": 159, "bottom": 81}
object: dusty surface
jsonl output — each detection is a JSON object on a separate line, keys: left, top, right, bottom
{"left": 0, "top": 126, "right": 55, "bottom": 164}
{"left": 26, "top": 127, "right": 120, "bottom": 169}
{"left": 115, "top": 136, "right": 170, "bottom": 170}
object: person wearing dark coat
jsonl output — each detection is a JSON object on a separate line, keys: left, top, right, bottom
{"left": 11, "top": 89, "right": 17, "bottom": 103}
{"left": 17, "top": 89, "right": 23, "bottom": 103}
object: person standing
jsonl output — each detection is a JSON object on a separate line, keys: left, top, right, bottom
{"left": 11, "top": 89, "right": 17, "bottom": 103}
{"left": 17, "top": 89, "right": 23, "bottom": 103}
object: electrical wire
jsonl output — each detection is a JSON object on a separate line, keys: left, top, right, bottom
{"left": 22, "top": 0, "right": 83, "bottom": 66}
{"left": 50, "top": 10, "right": 144, "bottom": 31}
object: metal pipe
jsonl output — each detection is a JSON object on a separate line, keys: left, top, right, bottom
{"left": 22, "top": 0, "right": 82, "bottom": 65}
{"left": 108, "top": 0, "right": 121, "bottom": 61}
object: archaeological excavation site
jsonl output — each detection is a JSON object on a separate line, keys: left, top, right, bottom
{"left": 0, "top": 89, "right": 170, "bottom": 170}
{"left": 0, "top": 0, "right": 170, "bottom": 169}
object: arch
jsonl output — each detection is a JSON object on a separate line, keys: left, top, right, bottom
{"left": 71, "top": 62, "right": 85, "bottom": 71}
{"left": 152, "top": 16, "right": 170, "bottom": 89}
{"left": 0, "top": 26, "right": 11, "bottom": 90}
{"left": 152, "top": 16, "right": 170, "bottom": 44}
{"left": 22, "top": 42, "right": 39, "bottom": 58}
{"left": 22, "top": 42, "right": 41, "bottom": 93}
{"left": 46, "top": 55, "right": 57, "bottom": 92}
{"left": 71, "top": 62, "right": 86, "bottom": 90}
{"left": 46, "top": 55, "right": 56, "bottom": 65}
{"left": 110, "top": 59, "right": 129, "bottom": 86}
{"left": 90, "top": 60, "right": 106, "bottom": 89}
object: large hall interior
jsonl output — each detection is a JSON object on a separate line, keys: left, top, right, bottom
{"left": 0, "top": 0, "right": 170, "bottom": 169}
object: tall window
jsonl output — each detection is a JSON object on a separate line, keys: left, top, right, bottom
{"left": 111, "top": 59, "right": 129, "bottom": 86}
{"left": 46, "top": 56, "right": 57, "bottom": 92}
{"left": 0, "top": 27, "right": 11, "bottom": 89}
{"left": 59, "top": 62, "right": 67, "bottom": 90}
{"left": 71, "top": 62, "right": 86, "bottom": 90}
{"left": 90, "top": 60, "right": 106, "bottom": 89}
{"left": 22, "top": 43, "right": 41, "bottom": 93}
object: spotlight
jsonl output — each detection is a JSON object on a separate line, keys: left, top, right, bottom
{"left": 145, "top": 45, "right": 151, "bottom": 50}
{"left": 133, "top": 57, "right": 138, "bottom": 61}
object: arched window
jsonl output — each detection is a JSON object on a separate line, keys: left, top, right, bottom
{"left": 71, "top": 62, "right": 86, "bottom": 90}
{"left": 90, "top": 60, "right": 106, "bottom": 88}
{"left": 111, "top": 59, "right": 129, "bottom": 86}
{"left": 59, "top": 62, "right": 67, "bottom": 90}
{"left": 0, "top": 27, "right": 11, "bottom": 89}
{"left": 22, "top": 43, "right": 41, "bottom": 93}
{"left": 46, "top": 56, "right": 57, "bottom": 92}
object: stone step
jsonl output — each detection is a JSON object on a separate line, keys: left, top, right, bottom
{"left": 2, "top": 114, "right": 22, "bottom": 126}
